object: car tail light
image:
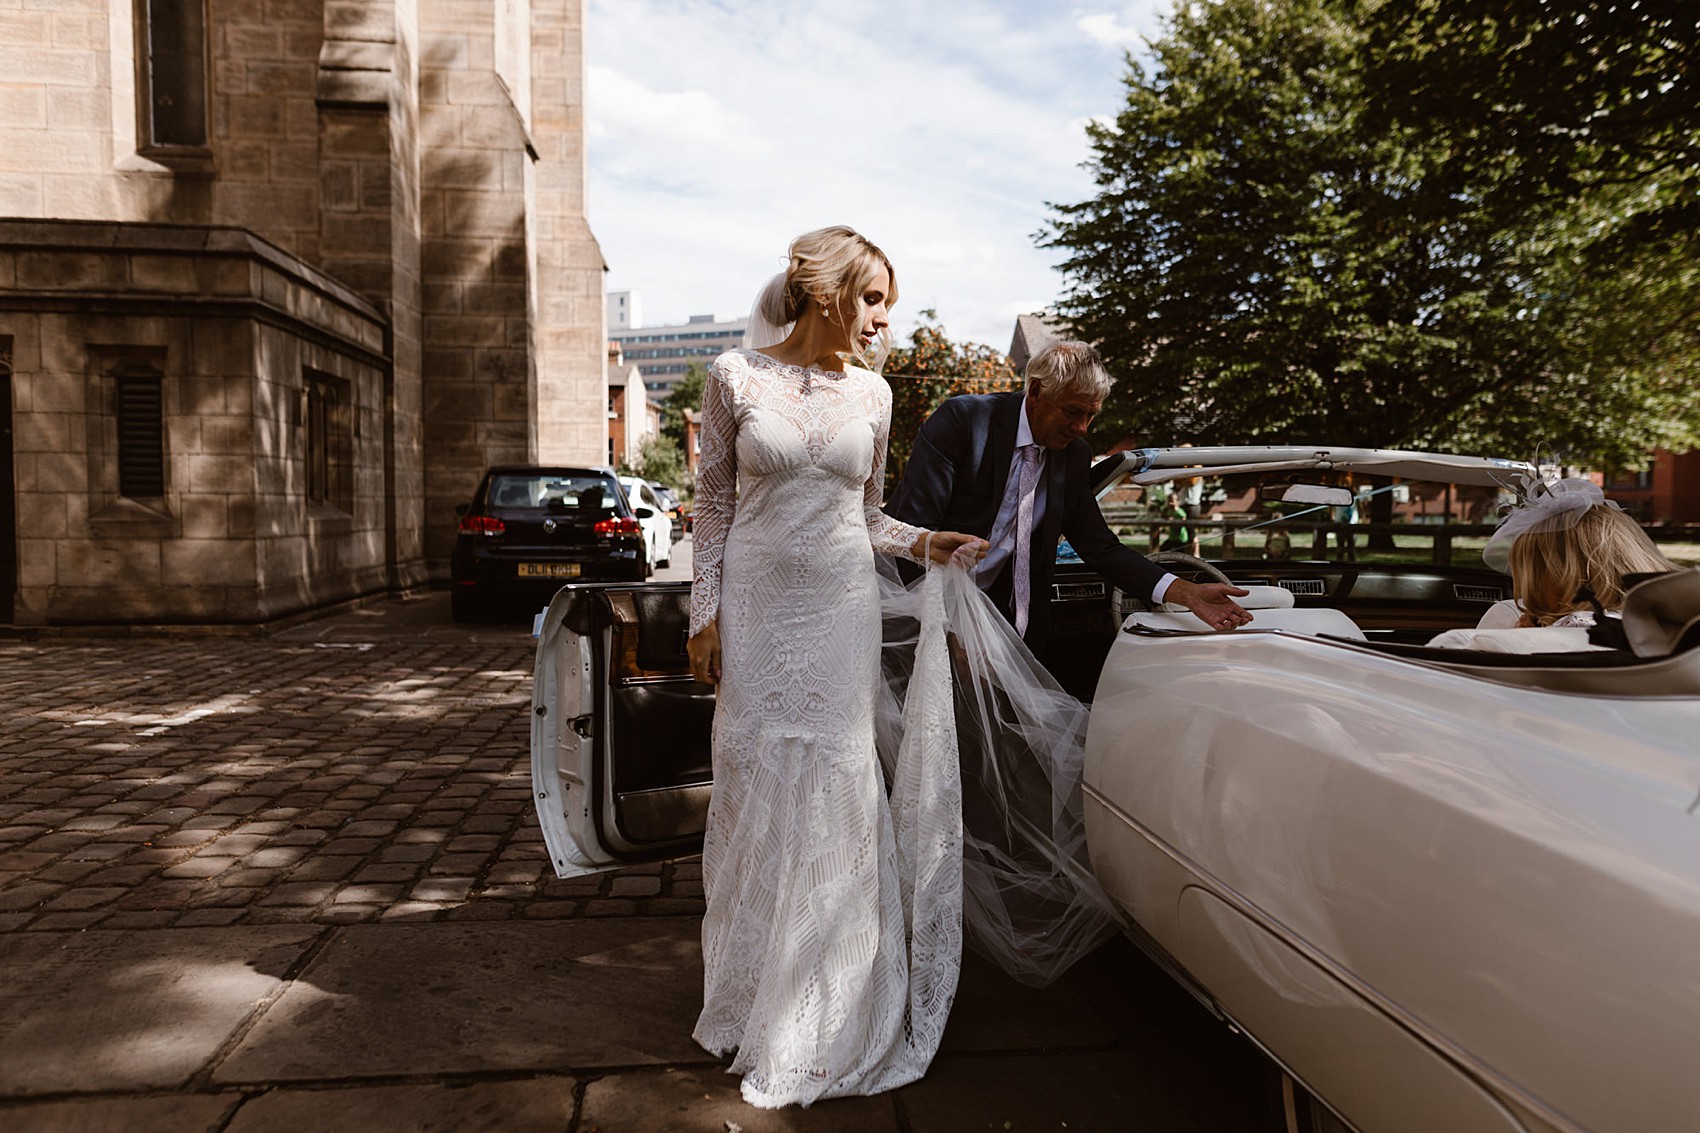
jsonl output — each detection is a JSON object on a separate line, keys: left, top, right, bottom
{"left": 595, "top": 516, "right": 641, "bottom": 536}
{"left": 459, "top": 515, "right": 505, "bottom": 536}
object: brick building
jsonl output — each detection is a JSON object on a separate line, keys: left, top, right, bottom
{"left": 0, "top": 0, "right": 605, "bottom": 627}
{"left": 606, "top": 341, "right": 657, "bottom": 470}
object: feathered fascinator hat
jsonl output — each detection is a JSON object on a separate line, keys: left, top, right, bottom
{"left": 1482, "top": 475, "right": 1624, "bottom": 573}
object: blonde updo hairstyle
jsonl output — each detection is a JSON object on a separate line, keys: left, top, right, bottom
{"left": 1509, "top": 504, "right": 1679, "bottom": 626}
{"left": 752, "top": 225, "right": 897, "bottom": 369}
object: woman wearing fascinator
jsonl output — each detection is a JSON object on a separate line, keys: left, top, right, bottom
{"left": 1474, "top": 478, "right": 1680, "bottom": 630}
{"left": 685, "top": 226, "right": 1121, "bottom": 1108}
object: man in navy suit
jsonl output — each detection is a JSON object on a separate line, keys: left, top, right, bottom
{"left": 886, "top": 340, "right": 1251, "bottom": 652}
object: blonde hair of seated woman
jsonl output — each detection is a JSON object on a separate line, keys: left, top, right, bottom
{"left": 1505, "top": 505, "right": 1678, "bottom": 627}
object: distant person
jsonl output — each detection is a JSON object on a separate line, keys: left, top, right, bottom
{"left": 1474, "top": 479, "right": 1679, "bottom": 629}
{"left": 1157, "top": 494, "right": 1191, "bottom": 552}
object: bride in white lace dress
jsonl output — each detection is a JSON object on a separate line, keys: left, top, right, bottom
{"left": 685, "top": 226, "right": 986, "bottom": 1108}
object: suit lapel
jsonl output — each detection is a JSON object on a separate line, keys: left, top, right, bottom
{"left": 987, "top": 392, "right": 1023, "bottom": 520}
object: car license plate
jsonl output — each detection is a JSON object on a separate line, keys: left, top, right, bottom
{"left": 517, "top": 563, "right": 580, "bottom": 579}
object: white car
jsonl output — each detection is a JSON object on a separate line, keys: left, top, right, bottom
{"left": 533, "top": 447, "right": 1700, "bottom": 1133}
{"left": 618, "top": 475, "right": 673, "bottom": 574}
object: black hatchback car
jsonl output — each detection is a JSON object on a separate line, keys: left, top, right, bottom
{"left": 450, "top": 465, "right": 651, "bottom": 621}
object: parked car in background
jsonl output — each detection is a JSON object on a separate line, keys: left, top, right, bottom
{"left": 450, "top": 465, "right": 649, "bottom": 621}
{"left": 648, "top": 482, "right": 686, "bottom": 544}
{"left": 530, "top": 445, "right": 1700, "bottom": 1133}
{"left": 618, "top": 476, "right": 673, "bottom": 571}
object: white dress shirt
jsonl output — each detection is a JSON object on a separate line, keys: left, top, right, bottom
{"left": 975, "top": 407, "right": 1176, "bottom": 604}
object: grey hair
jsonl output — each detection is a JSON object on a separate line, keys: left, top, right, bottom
{"left": 1025, "top": 340, "right": 1112, "bottom": 401}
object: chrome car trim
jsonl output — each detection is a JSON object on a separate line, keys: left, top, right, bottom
{"left": 1083, "top": 782, "right": 1586, "bottom": 1133}
{"left": 1454, "top": 584, "right": 1503, "bottom": 602}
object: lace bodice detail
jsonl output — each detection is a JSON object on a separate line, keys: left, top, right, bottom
{"left": 689, "top": 349, "right": 925, "bottom": 637}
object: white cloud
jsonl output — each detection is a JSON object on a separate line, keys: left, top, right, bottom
{"left": 585, "top": 0, "right": 1174, "bottom": 347}
{"left": 586, "top": 66, "right": 747, "bottom": 150}
{"left": 1078, "top": 3, "right": 1173, "bottom": 50}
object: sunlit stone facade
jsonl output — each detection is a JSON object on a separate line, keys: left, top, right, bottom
{"left": 0, "top": 0, "right": 604, "bottom": 626}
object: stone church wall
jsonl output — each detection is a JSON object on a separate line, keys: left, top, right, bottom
{"left": 0, "top": 0, "right": 605, "bottom": 624}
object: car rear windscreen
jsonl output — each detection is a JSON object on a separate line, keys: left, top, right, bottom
{"left": 488, "top": 475, "right": 618, "bottom": 511}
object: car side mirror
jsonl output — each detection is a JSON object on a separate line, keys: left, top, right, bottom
{"left": 1259, "top": 483, "right": 1354, "bottom": 507}
{"left": 634, "top": 507, "right": 654, "bottom": 519}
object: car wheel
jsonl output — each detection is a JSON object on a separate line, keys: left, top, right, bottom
{"left": 450, "top": 587, "right": 481, "bottom": 623}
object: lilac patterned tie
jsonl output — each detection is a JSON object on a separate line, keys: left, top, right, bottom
{"left": 1012, "top": 444, "right": 1044, "bottom": 637}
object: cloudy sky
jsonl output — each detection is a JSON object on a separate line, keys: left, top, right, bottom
{"left": 585, "top": 0, "right": 1175, "bottom": 352}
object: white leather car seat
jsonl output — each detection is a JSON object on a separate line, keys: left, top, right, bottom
{"left": 1132, "top": 585, "right": 1367, "bottom": 640}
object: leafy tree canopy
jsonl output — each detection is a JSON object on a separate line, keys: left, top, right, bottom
{"left": 660, "top": 362, "right": 707, "bottom": 450}
{"left": 1043, "top": 0, "right": 1700, "bottom": 468}
{"left": 883, "top": 310, "right": 1019, "bottom": 483}
{"left": 620, "top": 435, "right": 689, "bottom": 494}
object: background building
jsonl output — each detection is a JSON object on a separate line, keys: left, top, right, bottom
{"left": 0, "top": 0, "right": 605, "bottom": 626}
{"left": 606, "top": 289, "right": 640, "bottom": 331}
{"left": 1009, "top": 312, "right": 1069, "bottom": 373}
{"left": 611, "top": 312, "right": 747, "bottom": 397}
{"left": 606, "top": 342, "right": 657, "bottom": 469}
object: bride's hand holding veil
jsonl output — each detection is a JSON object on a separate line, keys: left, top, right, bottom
{"left": 915, "top": 531, "right": 987, "bottom": 569}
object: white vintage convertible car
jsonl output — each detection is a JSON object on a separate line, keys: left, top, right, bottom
{"left": 529, "top": 447, "right": 1700, "bottom": 1133}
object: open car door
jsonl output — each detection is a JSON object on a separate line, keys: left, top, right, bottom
{"left": 531, "top": 581, "right": 713, "bottom": 878}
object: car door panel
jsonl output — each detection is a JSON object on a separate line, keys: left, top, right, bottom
{"left": 532, "top": 581, "right": 710, "bottom": 877}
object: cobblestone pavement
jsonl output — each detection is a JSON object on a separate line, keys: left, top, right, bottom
{"left": 0, "top": 574, "right": 1281, "bottom": 1132}
{"left": 0, "top": 598, "right": 701, "bottom": 934}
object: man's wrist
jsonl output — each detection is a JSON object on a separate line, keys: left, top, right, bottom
{"left": 1152, "top": 572, "right": 1180, "bottom": 604}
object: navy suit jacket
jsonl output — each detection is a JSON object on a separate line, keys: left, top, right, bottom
{"left": 886, "top": 391, "right": 1166, "bottom": 650}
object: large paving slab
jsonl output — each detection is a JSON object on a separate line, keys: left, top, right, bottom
{"left": 0, "top": 1095, "right": 238, "bottom": 1133}
{"left": 0, "top": 926, "right": 322, "bottom": 1096}
{"left": 579, "top": 1065, "right": 897, "bottom": 1132}
{"left": 901, "top": 1050, "right": 1213, "bottom": 1131}
{"left": 941, "top": 951, "right": 1119, "bottom": 1053}
{"left": 223, "top": 1077, "right": 581, "bottom": 1132}
{"left": 215, "top": 918, "right": 709, "bottom": 1083}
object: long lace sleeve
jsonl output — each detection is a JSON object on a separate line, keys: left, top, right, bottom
{"left": 863, "top": 377, "right": 926, "bottom": 560}
{"left": 690, "top": 362, "right": 738, "bottom": 636}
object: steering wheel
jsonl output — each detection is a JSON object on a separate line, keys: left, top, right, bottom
{"left": 1146, "top": 551, "right": 1235, "bottom": 586}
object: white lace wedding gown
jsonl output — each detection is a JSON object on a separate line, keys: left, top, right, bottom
{"left": 688, "top": 348, "right": 964, "bottom": 1109}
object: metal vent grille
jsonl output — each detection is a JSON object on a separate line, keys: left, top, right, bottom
{"left": 1278, "top": 579, "right": 1327, "bottom": 596}
{"left": 1053, "top": 581, "right": 1106, "bottom": 602}
{"left": 115, "top": 376, "right": 165, "bottom": 498}
{"left": 1454, "top": 585, "right": 1503, "bottom": 603}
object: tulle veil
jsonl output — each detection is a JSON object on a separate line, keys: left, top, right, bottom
{"left": 874, "top": 553, "right": 1121, "bottom": 987}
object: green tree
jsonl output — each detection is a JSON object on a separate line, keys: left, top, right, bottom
{"left": 1042, "top": 0, "right": 1700, "bottom": 468}
{"left": 621, "top": 435, "right": 688, "bottom": 492}
{"left": 1357, "top": 0, "right": 1700, "bottom": 466}
{"left": 1358, "top": 0, "right": 1699, "bottom": 241}
{"left": 883, "top": 310, "right": 1020, "bottom": 486}
{"left": 661, "top": 363, "right": 707, "bottom": 450}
